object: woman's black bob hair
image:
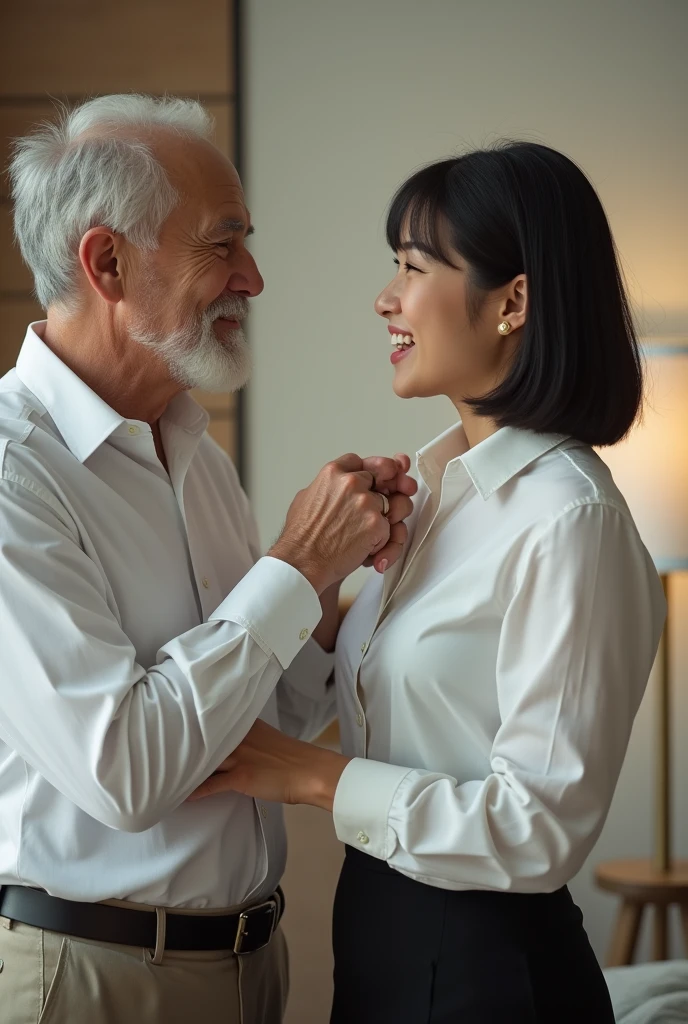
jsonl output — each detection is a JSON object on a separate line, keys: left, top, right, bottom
{"left": 386, "top": 142, "right": 642, "bottom": 446}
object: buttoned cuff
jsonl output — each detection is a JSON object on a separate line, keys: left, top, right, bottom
{"left": 281, "top": 638, "right": 335, "bottom": 700}
{"left": 332, "top": 757, "right": 412, "bottom": 859}
{"left": 210, "top": 556, "right": 323, "bottom": 669}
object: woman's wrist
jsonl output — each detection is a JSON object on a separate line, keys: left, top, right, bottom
{"left": 302, "top": 747, "right": 352, "bottom": 812}
{"left": 312, "top": 580, "right": 344, "bottom": 652}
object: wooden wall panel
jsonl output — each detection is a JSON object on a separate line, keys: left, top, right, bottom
{"left": 0, "top": 300, "right": 43, "bottom": 374}
{"left": 0, "top": 0, "right": 232, "bottom": 96}
{"left": 0, "top": 1, "right": 240, "bottom": 461}
{"left": 0, "top": 205, "right": 32, "bottom": 292}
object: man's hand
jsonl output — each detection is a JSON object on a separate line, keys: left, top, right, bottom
{"left": 361, "top": 453, "right": 417, "bottom": 574}
{"left": 269, "top": 453, "right": 416, "bottom": 594}
{"left": 187, "top": 720, "right": 350, "bottom": 813}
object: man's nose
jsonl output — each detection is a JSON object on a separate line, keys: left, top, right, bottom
{"left": 226, "top": 250, "right": 264, "bottom": 297}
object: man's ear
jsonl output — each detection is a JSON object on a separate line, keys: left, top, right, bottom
{"left": 499, "top": 274, "right": 528, "bottom": 331}
{"left": 78, "top": 226, "right": 124, "bottom": 303}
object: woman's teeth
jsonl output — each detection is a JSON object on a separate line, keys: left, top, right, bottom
{"left": 390, "top": 333, "right": 415, "bottom": 350}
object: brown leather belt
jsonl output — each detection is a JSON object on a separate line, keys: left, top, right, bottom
{"left": 0, "top": 884, "right": 284, "bottom": 954}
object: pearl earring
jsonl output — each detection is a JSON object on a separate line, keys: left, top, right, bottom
{"left": 497, "top": 321, "right": 512, "bottom": 336}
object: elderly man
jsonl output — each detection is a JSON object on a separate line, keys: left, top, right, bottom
{"left": 0, "top": 95, "right": 415, "bottom": 1024}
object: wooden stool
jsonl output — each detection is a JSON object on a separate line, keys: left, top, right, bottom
{"left": 595, "top": 858, "right": 688, "bottom": 966}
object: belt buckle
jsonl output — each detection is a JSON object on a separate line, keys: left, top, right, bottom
{"left": 233, "top": 897, "right": 278, "bottom": 955}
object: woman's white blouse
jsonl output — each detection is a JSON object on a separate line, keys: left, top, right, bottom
{"left": 333, "top": 423, "right": 666, "bottom": 892}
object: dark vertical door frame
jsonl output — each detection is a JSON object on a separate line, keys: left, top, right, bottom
{"left": 232, "top": 0, "right": 248, "bottom": 488}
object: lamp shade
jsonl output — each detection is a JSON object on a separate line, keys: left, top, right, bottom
{"left": 597, "top": 339, "right": 688, "bottom": 573}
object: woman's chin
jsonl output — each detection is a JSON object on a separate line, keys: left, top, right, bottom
{"left": 392, "top": 367, "right": 433, "bottom": 400}
{"left": 392, "top": 375, "right": 445, "bottom": 401}
{"left": 392, "top": 361, "right": 418, "bottom": 399}
{"left": 392, "top": 378, "right": 416, "bottom": 399}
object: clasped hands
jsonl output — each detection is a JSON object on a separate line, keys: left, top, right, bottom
{"left": 268, "top": 451, "right": 417, "bottom": 593}
{"left": 188, "top": 451, "right": 418, "bottom": 810}
{"left": 356, "top": 452, "right": 417, "bottom": 574}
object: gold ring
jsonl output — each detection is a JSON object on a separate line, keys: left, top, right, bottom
{"left": 378, "top": 492, "right": 390, "bottom": 517}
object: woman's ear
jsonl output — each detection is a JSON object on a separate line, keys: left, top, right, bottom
{"left": 499, "top": 274, "right": 528, "bottom": 331}
{"left": 78, "top": 226, "right": 124, "bottom": 303}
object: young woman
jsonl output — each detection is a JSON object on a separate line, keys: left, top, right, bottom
{"left": 192, "top": 142, "right": 666, "bottom": 1023}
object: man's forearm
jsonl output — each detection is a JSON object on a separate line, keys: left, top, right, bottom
{"left": 311, "top": 581, "right": 343, "bottom": 652}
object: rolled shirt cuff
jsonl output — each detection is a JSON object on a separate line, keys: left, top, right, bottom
{"left": 333, "top": 756, "right": 413, "bottom": 860}
{"left": 210, "top": 555, "right": 323, "bottom": 669}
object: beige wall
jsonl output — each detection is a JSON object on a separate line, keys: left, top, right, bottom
{"left": 246, "top": 0, "right": 688, "bottom": 1007}
{"left": 0, "top": 0, "right": 240, "bottom": 458}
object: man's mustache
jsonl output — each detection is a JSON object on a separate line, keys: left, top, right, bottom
{"left": 206, "top": 297, "right": 250, "bottom": 322}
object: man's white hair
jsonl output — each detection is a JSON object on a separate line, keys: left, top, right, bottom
{"left": 9, "top": 94, "right": 214, "bottom": 308}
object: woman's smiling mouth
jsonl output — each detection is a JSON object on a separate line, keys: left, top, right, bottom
{"left": 388, "top": 325, "right": 415, "bottom": 364}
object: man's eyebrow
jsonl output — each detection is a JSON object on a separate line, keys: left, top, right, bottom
{"left": 212, "top": 218, "right": 255, "bottom": 236}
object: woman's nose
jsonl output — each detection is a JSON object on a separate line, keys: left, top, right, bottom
{"left": 375, "top": 281, "right": 401, "bottom": 318}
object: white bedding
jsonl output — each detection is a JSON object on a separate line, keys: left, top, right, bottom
{"left": 603, "top": 961, "right": 688, "bottom": 1024}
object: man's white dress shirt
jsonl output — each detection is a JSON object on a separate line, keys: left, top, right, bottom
{"left": 0, "top": 324, "right": 335, "bottom": 908}
{"left": 334, "top": 422, "right": 665, "bottom": 892}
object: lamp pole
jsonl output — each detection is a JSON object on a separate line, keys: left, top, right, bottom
{"left": 655, "top": 573, "right": 671, "bottom": 874}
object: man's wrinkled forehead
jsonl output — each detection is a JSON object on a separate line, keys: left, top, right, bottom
{"left": 148, "top": 130, "right": 249, "bottom": 234}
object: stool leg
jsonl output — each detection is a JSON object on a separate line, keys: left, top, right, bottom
{"left": 607, "top": 901, "right": 643, "bottom": 966}
{"left": 653, "top": 904, "right": 668, "bottom": 960}
{"left": 680, "top": 904, "right": 688, "bottom": 956}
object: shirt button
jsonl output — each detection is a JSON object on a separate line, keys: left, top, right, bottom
{"left": 357, "top": 831, "right": 370, "bottom": 845}
{"left": 360, "top": 642, "right": 368, "bottom": 654}
{"left": 201, "top": 577, "right": 210, "bottom": 589}
{"left": 260, "top": 805, "right": 268, "bottom": 819}
{"left": 356, "top": 713, "right": 364, "bottom": 728}
{"left": 299, "top": 628, "right": 309, "bottom": 641}
{"left": 128, "top": 425, "right": 140, "bottom": 435}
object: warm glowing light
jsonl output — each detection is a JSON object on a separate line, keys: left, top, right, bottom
{"left": 598, "top": 338, "right": 688, "bottom": 572}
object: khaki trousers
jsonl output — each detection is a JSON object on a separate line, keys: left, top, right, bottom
{"left": 0, "top": 898, "right": 289, "bottom": 1024}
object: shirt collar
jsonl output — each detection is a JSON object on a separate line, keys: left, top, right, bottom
{"left": 15, "top": 322, "right": 209, "bottom": 462}
{"left": 417, "top": 420, "right": 568, "bottom": 499}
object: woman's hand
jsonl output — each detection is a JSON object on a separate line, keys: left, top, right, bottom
{"left": 188, "top": 720, "right": 351, "bottom": 812}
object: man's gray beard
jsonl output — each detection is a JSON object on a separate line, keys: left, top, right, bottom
{"left": 130, "top": 295, "right": 252, "bottom": 393}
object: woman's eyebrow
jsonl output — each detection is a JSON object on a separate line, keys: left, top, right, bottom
{"left": 397, "top": 240, "right": 433, "bottom": 255}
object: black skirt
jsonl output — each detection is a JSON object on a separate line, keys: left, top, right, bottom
{"left": 331, "top": 845, "right": 614, "bottom": 1024}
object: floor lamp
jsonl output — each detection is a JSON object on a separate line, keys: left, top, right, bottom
{"left": 595, "top": 337, "right": 688, "bottom": 963}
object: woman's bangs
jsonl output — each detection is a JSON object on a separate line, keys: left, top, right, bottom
{"left": 385, "top": 169, "right": 457, "bottom": 267}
